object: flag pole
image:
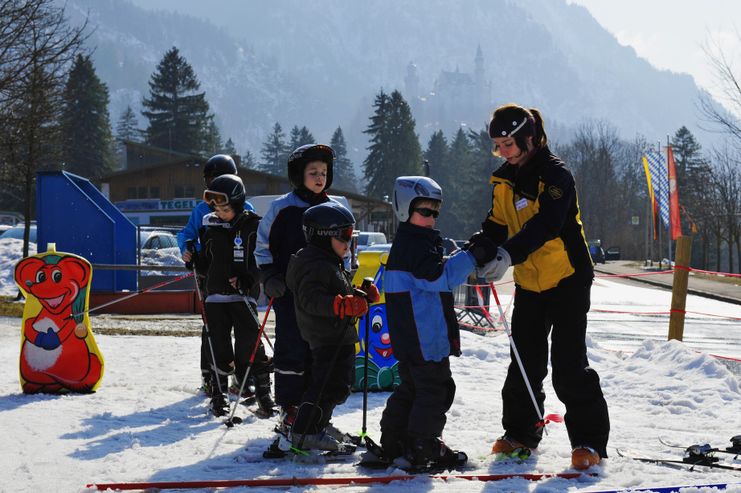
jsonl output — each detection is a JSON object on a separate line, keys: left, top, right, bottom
{"left": 656, "top": 141, "right": 663, "bottom": 268}
{"left": 666, "top": 136, "right": 673, "bottom": 264}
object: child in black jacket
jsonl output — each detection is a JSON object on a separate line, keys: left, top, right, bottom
{"left": 285, "top": 202, "right": 379, "bottom": 451}
{"left": 196, "top": 175, "right": 274, "bottom": 417}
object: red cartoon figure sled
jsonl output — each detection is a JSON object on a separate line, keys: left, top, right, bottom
{"left": 14, "top": 244, "right": 104, "bottom": 393}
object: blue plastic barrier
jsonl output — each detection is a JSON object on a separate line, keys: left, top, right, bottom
{"left": 36, "top": 171, "right": 136, "bottom": 292}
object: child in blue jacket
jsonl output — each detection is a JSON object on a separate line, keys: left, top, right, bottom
{"left": 379, "top": 176, "right": 497, "bottom": 471}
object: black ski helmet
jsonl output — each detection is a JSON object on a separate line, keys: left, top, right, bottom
{"left": 203, "top": 154, "right": 238, "bottom": 179}
{"left": 302, "top": 202, "right": 355, "bottom": 251}
{"left": 205, "top": 174, "right": 246, "bottom": 213}
{"left": 287, "top": 144, "right": 334, "bottom": 190}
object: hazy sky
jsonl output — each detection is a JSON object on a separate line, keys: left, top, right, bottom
{"left": 568, "top": 0, "right": 739, "bottom": 106}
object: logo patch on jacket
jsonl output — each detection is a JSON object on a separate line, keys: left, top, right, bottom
{"left": 547, "top": 185, "right": 563, "bottom": 199}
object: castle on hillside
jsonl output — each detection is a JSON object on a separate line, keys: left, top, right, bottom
{"left": 404, "top": 46, "right": 492, "bottom": 133}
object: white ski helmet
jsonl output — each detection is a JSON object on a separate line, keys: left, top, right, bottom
{"left": 392, "top": 176, "right": 443, "bottom": 222}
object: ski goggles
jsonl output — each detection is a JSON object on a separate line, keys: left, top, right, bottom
{"left": 203, "top": 190, "right": 229, "bottom": 206}
{"left": 336, "top": 226, "right": 354, "bottom": 243}
{"left": 414, "top": 207, "right": 439, "bottom": 218}
{"left": 316, "top": 226, "right": 354, "bottom": 243}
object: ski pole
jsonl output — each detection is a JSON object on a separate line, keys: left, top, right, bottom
{"left": 487, "top": 282, "right": 547, "bottom": 432}
{"left": 188, "top": 242, "right": 236, "bottom": 424}
{"left": 359, "top": 278, "right": 373, "bottom": 438}
{"left": 259, "top": 299, "right": 275, "bottom": 351}
{"left": 225, "top": 297, "right": 274, "bottom": 428}
{"left": 250, "top": 297, "right": 274, "bottom": 352}
{"left": 357, "top": 278, "right": 385, "bottom": 454}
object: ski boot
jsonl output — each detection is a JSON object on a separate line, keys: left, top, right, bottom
{"left": 253, "top": 372, "right": 277, "bottom": 418}
{"left": 359, "top": 432, "right": 403, "bottom": 469}
{"left": 199, "top": 372, "right": 212, "bottom": 396}
{"left": 290, "top": 429, "right": 344, "bottom": 452}
{"left": 492, "top": 435, "right": 532, "bottom": 460}
{"left": 275, "top": 405, "right": 298, "bottom": 437}
{"left": 325, "top": 422, "right": 361, "bottom": 446}
{"left": 398, "top": 436, "right": 467, "bottom": 473}
{"left": 228, "top": 375, "right": 256, "bottom": 405}
{"left": 209, "top": 392, "right": 229, "bottom": 417}
{"left": 571, "top": 446, "right": 601, "bottom": 470}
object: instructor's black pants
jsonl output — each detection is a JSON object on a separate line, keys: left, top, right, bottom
{"left": 502, "top": 277, "right": 610, "bottom": 457}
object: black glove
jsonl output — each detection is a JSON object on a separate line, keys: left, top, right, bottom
{"left": 466, "top": 232, "right": 499, "bottom": 267}
{"left": 184, "top": 239, "right": 196, "bottom": 270}
{"left": 263, "top": 275, "right": 286, "bottom": 299}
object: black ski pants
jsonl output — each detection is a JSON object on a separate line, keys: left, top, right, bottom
{"left": 501, "top": 276, "right": 610, "bottom": 457}
{"left": 380, "top": 358, "right": 456, "bottom": 440}
{"left": 273, "top": 292, "right": 312, "bottom": 407}
{"left": 204, "top": 300, "right": 269, "bottom": 392}
{"left": 292, "top": 343, "right": 355, "bottom": 435}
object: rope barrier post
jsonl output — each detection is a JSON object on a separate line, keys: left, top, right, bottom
{"left": 668, "top": 236, "right": 692, "bottom": 341}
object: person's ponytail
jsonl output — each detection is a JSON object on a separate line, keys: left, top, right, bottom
{"left": 529, "top": 108, "right": 548, "bottom": 148}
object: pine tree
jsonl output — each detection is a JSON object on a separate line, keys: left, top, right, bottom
{"left": 203, "top": 116, "right": 222, "bottom": 155}
{"left": 443, "top": 128, "right": 476, "bottom": 237}
{"left": 59, "top": 54, "right": 116, "bottom": 180}
{"left": 222, "top": 138, "right": 237, "bottom": 156}
{"left": 424, "top": 130, "right": 449, "bottom": 188}
{"left": 241, "top": 149, "right": 256, "bottom": 170}
{"left": 671, "top": 125, "right": 713, "bottom": 263}
{"left": 465, "top": 127, "right": 499, "bottom": 232}
{"left": 288, "top": 125, "right": 316, "bottom": 150}
{"left": 672, "top": 126, "right": 710, "bottom": 193}
{"left": 260, "top": 122, "right": 288, "bottom": 175}
{"left": 142, "top": 46, "right": 212, "bottom": 155}
{"left": 330, "top": 126, "right": 357, "bottom": 192}
{"left": 115, "top": 105, "right": 142, "bottom": 143}
{"left": 363, "top": 89, "right": 421, "bottom": 199}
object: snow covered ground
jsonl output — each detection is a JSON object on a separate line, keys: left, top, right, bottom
{"left": 1, "top": 277, "right": 740, "bottom": 492}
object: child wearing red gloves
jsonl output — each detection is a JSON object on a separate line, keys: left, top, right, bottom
{"left": 285, "top": 202, "right": 380, "bottom": 451}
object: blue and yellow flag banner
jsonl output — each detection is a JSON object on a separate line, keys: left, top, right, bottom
{"left": 644, "top": 151, "right": 669, "bottom": 229}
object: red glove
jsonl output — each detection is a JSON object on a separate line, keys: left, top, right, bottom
{"left": 333, "top": 294, "right": 369, "bottom": 319}
{"left": 365, "top": 283, "right": 381, "bottom": 304}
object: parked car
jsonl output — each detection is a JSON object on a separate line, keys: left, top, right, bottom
{"left": 0, "top": 223, "right": 37, "bottom": 243}
{"left": 139, "top": 230, "right": 179, "bottom": 252}
{"left": 356, "top": 232, "right": 387, "bottom": 252}
{"left": 363, "top": 242, "right": 392, "bottom": 253}
{"left": 605, "top": 246, "right": 621, "bottom": 261}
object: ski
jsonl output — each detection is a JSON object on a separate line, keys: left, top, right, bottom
{"left": 262, "top": 435, "right": 357, "bottom": 463}
{"left": 617, "top": 448, "right": 741, "bottom": 472}
{"left": 356, "top": 454, "right": 472, "bottom": 474}
{"left": 659, "top": 436, "right": 741, "bottom": 458}
{"left": 87, "top": 470, "right": 596, "bottom": 490}
{"left": 593, "top": 482, "right": 741, "bottom": 493}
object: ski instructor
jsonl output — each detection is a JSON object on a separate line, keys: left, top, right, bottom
{"left": 468, "top": 103, "right": 610, "bottom": 470}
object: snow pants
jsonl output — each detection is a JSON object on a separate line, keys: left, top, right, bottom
{"left": 380, "top": 358, "right": 456, "bottom": 442}
{"left": 272, "top": 292, "right": 312, "bottom": 407}
{"left": 502, "top": 276, "right": 610, "bottom": 457}
{"left": 204, "top": 300, "right": 270, "bottom": 393}
{"left": 291, "top": 343, "right": 355, "bottom": 435}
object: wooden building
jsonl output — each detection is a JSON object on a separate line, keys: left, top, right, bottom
{"left": 101, "top": 141, "right": 395, "bottom": 235}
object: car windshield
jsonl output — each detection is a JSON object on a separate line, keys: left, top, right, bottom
{"left": 0, "top": 225, "right": 36, "bottom": 242}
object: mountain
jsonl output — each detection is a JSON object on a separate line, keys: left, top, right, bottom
{"left": 63, "top": 0, "right": 720, "bottom": 169}
{"left": 63, "top": 0, "right": 312, "bottom": 157}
